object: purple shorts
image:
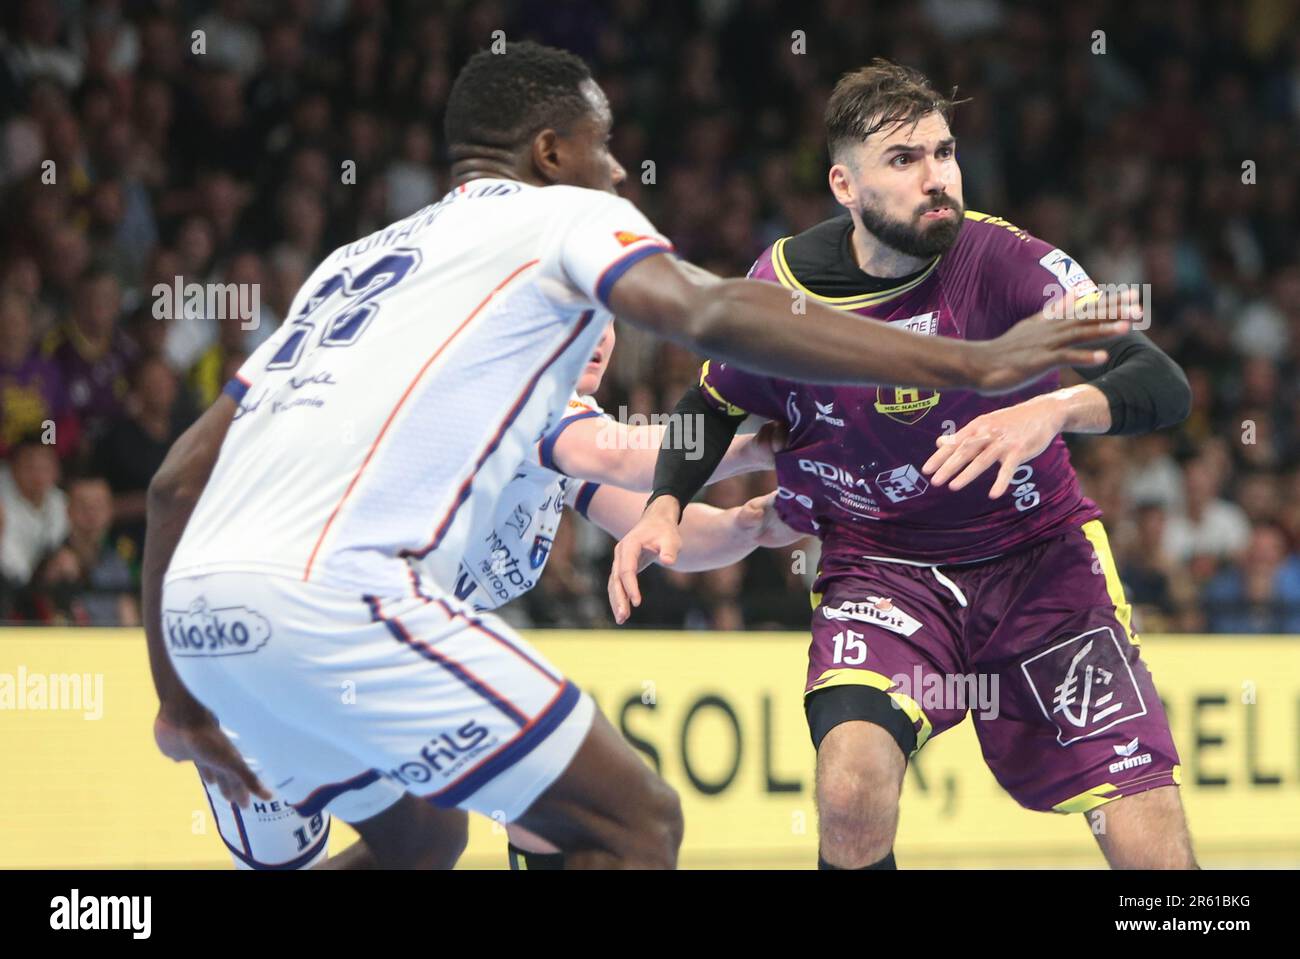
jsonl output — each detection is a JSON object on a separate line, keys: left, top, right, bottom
{"left": 807, "top": 520, "right": 1181, "bottom": 813}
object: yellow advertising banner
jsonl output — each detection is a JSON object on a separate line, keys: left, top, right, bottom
{"left": 1, "top": 631, "right": 1296, "bottom": 868}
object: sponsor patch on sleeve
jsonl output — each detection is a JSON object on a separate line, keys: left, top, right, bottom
{"left": 1038, "top": 249, "right": 1099, "bottom": 299}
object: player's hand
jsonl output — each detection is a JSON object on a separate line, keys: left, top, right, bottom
{"left": 733, "top": 491, "right": 802, "bottom": 548}
{"left": 609, "top": 495, "right": 683, "bottom": 624}
{"left": 154, "top": 708, "right": 271, "bottom": 807}
{"left": 974, "top": 288, "right": 1139, "bottom": 394}
{"left": 922, "top": 395, "right": 1065, "bottom": 497}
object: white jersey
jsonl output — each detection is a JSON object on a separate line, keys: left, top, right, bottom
{"left": 451, "top": 394, "right": 608, "bottom": 611}
{"left": 168, "top": 180, "right": 670, "bottom": 598}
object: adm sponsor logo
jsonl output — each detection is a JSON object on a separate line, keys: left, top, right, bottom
{"left": 798, "top": 458, "right": 880, "bottom": 517}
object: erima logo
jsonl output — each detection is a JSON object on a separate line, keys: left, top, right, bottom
{"left": 814, "top": 400, "right": 845, "bottom": 427}
{"left": 1109, "top": 752, "right": 1153, "bottom": 774}
{"left": 1113, "top": 737, "right": 1141, "bottom": 757}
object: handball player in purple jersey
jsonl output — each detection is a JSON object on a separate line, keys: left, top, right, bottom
{"left": 613, "top": 60, "right": 1196, "bottom": 869}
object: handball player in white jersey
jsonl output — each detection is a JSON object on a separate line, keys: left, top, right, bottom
{"left": 144, "top": 42, "right": 1126, "bottom": 868}
{"left": 197, "top": 319, "right": 795, "bottom": 869}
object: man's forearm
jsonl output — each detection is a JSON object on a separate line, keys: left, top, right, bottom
{"left": 687, "top": 279, "right": 975, "bottom": 388}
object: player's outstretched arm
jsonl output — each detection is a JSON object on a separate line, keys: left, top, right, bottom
{"left": 585, "top": 485, "right": 799, "bottom": 575}
{"left": 606, "top": 253, "right": 1126, "bottom": 393}
{"left": 550, "top": 417, "right": 776, "bottom": 491}
{"left": 144, "top": 394, "right": 270, "bottom": 807}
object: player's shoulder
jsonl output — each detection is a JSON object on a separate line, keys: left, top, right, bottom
{"left": 754, "top": 214, "right": 853, "bottom": 288}
{"left": 562, "top": 392, "right": 607, "bottom": 419}
{"left": 952, "top": 209, "right": 1094, "bottom": 295}
{"left": 954, "top": 209, "right": 1080, "bottom": 266}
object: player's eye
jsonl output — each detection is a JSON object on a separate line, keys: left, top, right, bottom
{"left": 891, "top": 154, "right": 912, "bottom": 167}
{"left": 937, "top": 146, "right": 954, "bottom": 158}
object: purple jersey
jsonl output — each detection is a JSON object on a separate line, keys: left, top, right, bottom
{"left": 699, "top": 211, "right": 1102, "bottom": 570}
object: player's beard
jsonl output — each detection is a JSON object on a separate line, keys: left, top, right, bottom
{"left": 855, "top": 194, "right": 965, "bottom": 260}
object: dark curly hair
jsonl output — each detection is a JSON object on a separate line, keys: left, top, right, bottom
{"left": 825, "top": 58, "right": 967, "bottom": 162}
{"left": 445, "top": 41, "right": 594, "bottom": 153}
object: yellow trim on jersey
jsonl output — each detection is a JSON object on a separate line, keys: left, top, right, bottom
{"left": 1082, "top": 519, "right": 1139, "bottom": 646}
{"left": 1172, "top": 764, "right": 1182, "bottom": 786}
{"left": 698, "top": 360, "right": 748, "bottom": 417}
{"left": 805, "top": 667, "right": 933, "bottom": 752}
{"left": 962, "top": 209, "right": 1027, "bottom": 238}
{"left": 809, "top": 589, "right": 822, "bottom": 609}
{"left": 1052, "top": 781, "right": 1123, "bottom": 814}
{"left": 770, "top": 236, "right": 940, "bottom": 310}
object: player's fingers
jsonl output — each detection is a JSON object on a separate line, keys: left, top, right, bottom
{"left": 607, "top": 563, "right": 630, "bottom": 623}
{"left": 617, "top": 538, "right": 653, "bottom": 609}
{"left": 989, "top": 455, "right": 1022, "bottom": 499}
{"left": 609, "top": 542, "right": 639, "bottom": 622}
{"left": 217, "top": 770, "right": 250, "bottom": 808}
{"left": 948, "top": 443, "right": 1006, "bottom": 492}
{"left": 1051, "top": 317, "right": 1129, "bottom": 345}
{"left": 930, "top": 433, "right": 993, "bottom": 487}
{"left": 1056, "top": 347, "right": 1111, "bottom": 367}
{"left": 922, "top": 437, "right": 961, "bottom": 475}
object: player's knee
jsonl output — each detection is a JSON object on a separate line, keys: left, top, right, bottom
{"left": 817, "top": 762, "right": 898, "bottom": 828}
{"left": 617, "top": 776, "right": 683, "bottom": 868}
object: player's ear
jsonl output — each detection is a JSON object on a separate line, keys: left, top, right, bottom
{"left": 530, "top": 129, "right": 564, "bottom": 185}
{"left": 828, "top": 163, "right": 856, "bottom": 209}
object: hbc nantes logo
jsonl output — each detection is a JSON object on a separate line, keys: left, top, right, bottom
{"left": 874, "top": 386, "right": 940, "bottom": 424}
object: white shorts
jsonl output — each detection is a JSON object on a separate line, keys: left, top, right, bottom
{"left": 200, "top": 730, "right": 330, "bottom": 870}
{"left": 164, "top": 571, "right": 595, "bottom": 825}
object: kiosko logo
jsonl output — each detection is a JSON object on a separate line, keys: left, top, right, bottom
{"left": 165, "top": 598, "right": 272, "bottom": 657}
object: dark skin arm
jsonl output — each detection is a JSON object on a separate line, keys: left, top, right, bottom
{"left": 144, "top": 394, "right": 269, "bottom": 806}
{"left": 606, "top": 254, "right": 1126, "bottom": 393}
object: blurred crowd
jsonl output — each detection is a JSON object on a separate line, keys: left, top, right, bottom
{"left": 0, "top": 0, "right": 1297, "bottom": 632}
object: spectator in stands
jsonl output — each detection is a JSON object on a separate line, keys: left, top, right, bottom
{"left": 1203, "top": 525, "right": 1300, "bottom": 633}
{"left": 43, "top": 265, "right": 135, "bottom": 454}
{"left": 0, "top": 289, "right": 74, "bottom": 458}
{"left": 1163, "top": 456, "right": 1252, "bottom": 577}
{"left": 0, "top": 435, "right": 67, "bottom": 587}
{"left": 29, "top": 474, "right": 137, "bottom": 626}
{"left": 92, "top": 355, "right": 186, "bottom": 565}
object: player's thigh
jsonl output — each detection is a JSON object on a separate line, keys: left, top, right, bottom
{"left": 346, "top": 794, "right": 469, "bottom": 869}
{"left": 1088, "top": 786, "right": 1196, "bottom": 869}
{"left": 512, "top": 710, "right": 682, "bottom": 863}
{"left": 805, "top": 571, "right": 968, "bottom": 805}
{"left": 968, "top": 521, "right": 1183, "bottom": 815}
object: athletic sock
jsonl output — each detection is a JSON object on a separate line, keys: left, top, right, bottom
{"left": 818, "top": 850, "right": 896, "bottom": 870}
{"left": 507, "top": 842, "right": 565, "bottom": 870}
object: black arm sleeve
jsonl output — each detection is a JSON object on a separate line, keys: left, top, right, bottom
{"left": 1073, "top": 331, "right": 1191, "bottom": 435}
{"left": 648, "top": 385, "right": 746, "bottom": 514}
